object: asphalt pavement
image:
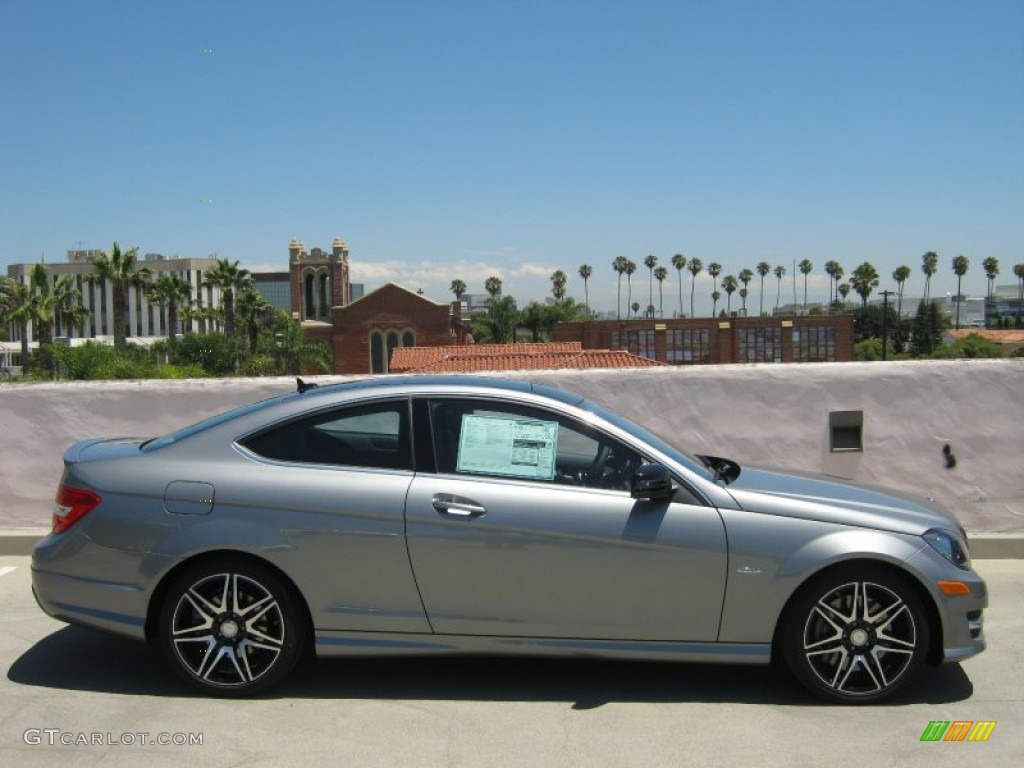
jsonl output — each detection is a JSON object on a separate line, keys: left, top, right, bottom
{"left": 1, "top": 556, "right": 1021, "bottom": 767}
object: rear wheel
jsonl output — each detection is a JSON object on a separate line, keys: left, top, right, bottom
{"left": 782, "top": 567, "right": 929, "bottom": 703}
{"left": 158, "top": 559, "right": 306, "bottom": 696}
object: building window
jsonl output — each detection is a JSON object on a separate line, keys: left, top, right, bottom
{"left": 738, "top": 327, "right": 782, "bottom": 363}
{"left": 402, "top": 330, "right": 415, "bottom": 347}
{"left": 794, "top": 326, "right": 836, "bottom": 362}
{"left": 370, "top": 331, "right": 385, "bottom": 373}
{"left": 666, "top": 328, "right": 710, "bottom": 364}
{"left": 611, "top": 329, "right": 656, "bottom": 359}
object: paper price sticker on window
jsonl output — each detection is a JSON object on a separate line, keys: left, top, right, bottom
{"left": 457, "top": 415, "right": 558, "bottom": 480}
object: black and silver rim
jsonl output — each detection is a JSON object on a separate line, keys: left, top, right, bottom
{"left": 170, "top": 572, "right": 286, "bottom": 688}
{"left": 802, "top": 580, "right": 917, "bottom": 696}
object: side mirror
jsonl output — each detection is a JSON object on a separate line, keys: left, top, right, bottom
{"left": 630, "top": 463, "right": 674, "bottom": 501}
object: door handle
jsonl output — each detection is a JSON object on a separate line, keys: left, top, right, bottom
{"left": 431, "top": 494, "right": 486, "bottom": 518}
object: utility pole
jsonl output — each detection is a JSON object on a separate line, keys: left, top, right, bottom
{"left": 880, "top": 290, "right": 895, "bottom": 361}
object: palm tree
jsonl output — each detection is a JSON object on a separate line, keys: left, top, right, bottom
{"left": 484, "top": 276, "right": 503, "bottom": 298}
{"left": 850, "top": 262, "right": 880, "bottom": 307}
{"left": 644, "top": 255, "right": 658, "bottom": 316}
{"left": 823, "top": 260, "right": 840, "bottom": 308}
{"left": 631, "top": 301, "right": 641, "bottom": 318}
{"left": 982, "top": 257, "right": 999, "bottom": 299}
{"left": 711, "top": 290, "right": 721, "bottom": 317}
{"left": 1014, "top": 263, "right": 1024, "bottom": 328}
{"left": 892, "top": 265, "right": 911, "bottom": 318}
{"left": 550, "top": 270, "right": 568, "bottom": 303}
{"left": 146, "top": 274, "right": 192, "bottom": 342}
{"left": 86, "top": 242, "right": 150, "bottom": 346}
{"left": 203, "top": 258, "right": 252, "bottom": 337}
{"left": 671, "top": 253, "right": 686, "bottom": 317}
{"left": 773, "top": 264, "right": 786, "bottom": 313}
{"left": 612, "top": 257, "right": 629, "bottom": 319}
{"left": 721, "top": 275, "right": 737, "bottom": 314}
{"left": 921, "top": 251, "right": 938, "bottom": 303}
{"left": 798, "top": 259, "right": 813, "bottom": 311}
{"left": 756, "top": 261, "right": 771, "bottom": 316}
{"left": 952, "top": 254, "right": 969, "bottom": 330}
{"left": 624, "top": 260, "right": 637, "bottom": 317}
{"left": 738, "top": 269, "right": 754, "bottom": 315}
{"left": 236, "top": 289, "right": 274, "bottom": 354}
{"left": 654, "top": 266, "right": 668, "bottom": 317}
{"left": 687, "top": 257, "right": 703, "bottom": 318}
{"left": 577, "top": 264, "right": 592, "bottom": 311}
{"left": 838, "top": 282, "right": 851, "bottom": 309}
{"left": 3, "top": 278, "right": 40, "bottom": 372}
{"left": 450, "top": 279, "right": 467, "bottom": 304}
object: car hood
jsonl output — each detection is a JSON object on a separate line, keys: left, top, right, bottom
{"left": 723, "top": 465, "right": 963, "bottom": 537}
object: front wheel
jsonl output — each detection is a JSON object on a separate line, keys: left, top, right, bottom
{"left": 782, "top": 567, "right": 929, "bottom": 703}
{"left": 158, "top": 559, "right": 307, "bottom": 696}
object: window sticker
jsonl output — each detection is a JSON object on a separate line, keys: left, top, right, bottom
{"left": 457, "top": 415, "right": 558, "bottom": 480}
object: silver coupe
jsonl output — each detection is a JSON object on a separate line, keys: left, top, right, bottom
{"left": 32, "top": 376, "right": 986, "bottom": 702}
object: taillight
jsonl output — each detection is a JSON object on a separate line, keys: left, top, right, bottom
{"left": 53, "top": 485, "right": 101, "bottom": 534}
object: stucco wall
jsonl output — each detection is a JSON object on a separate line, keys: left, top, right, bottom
{"left": 1, "top": 360, "right": 1020, "bottom": 532}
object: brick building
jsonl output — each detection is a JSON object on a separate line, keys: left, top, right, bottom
{"left": 330, "top": 283, "right": 469, "bottom": 374}
{"left": 552, "top": 315, "right": 854, "bottom": 364}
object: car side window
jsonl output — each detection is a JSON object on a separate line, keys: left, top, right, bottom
{"left": 240, "top": 400, "right": 412, "bottom": 471}
{"left": 428, "top": 399, "right": 644, "bottom": 491}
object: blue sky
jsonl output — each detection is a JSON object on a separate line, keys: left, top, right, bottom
{"left": 3, "top": 0, "right": 1022, "bottom": 316}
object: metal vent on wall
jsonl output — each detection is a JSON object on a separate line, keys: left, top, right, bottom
{"left": 829, "top": 410, "right": 863, "bottom": 453}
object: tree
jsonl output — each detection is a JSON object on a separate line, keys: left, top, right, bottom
{"left": 86, "top": 242, "right": 150, "bottom": 347}
{"left": 485, "top": 295, "right": 518, "bottom": 342}
{"left": 721, "top": 275, "right": 737, "bottom": 314}
{"left": 952, "top": 254, "right": 969, "bottom": 330}
{"left": 982, "top": 257, "right": 999, "bottom": 299}
{"left": 671, "top": 253, "right": 686, "bottom": 317}
{"left": 921, "top": 251, "right": 938, "bottom": 303}
{"left": 932, "top": 333, "right": 1003, "bottom": 359}
{"left": 612, "top": 257, "right": 629, "bottom": 319}
{"left": 838, "top": 282, "right": 851, "bottom": 309}
{"left": 520, "top": 301, "right": 548, "bottom": 341}
{"left": 2, "top": 278, "right": 37, "bottom": 372}
{"left": 798, "top": 259, "right": 813, "bottom": 311}
{"left": 738, "top": 269, "right": 753, "bottom": 315}
{"left": 577, "top": 264, "right": 592, "bottom": 311}
{"left": 484, "top": 276, "right": 503, "bottom": 299}
{"left": 624, "top": 260, "right": 637, "bottom": 317}
{"left": 643, "top": 254, "right": 658, "bottom": 316}
{"left": 631, "top": 301, "right": 640, "bottom": 318}
{"left": 236, "top": 289, "right": 274, "bottom": 354}
{"left": 261, "top": 311, "right": 332, "bottom": 374}
{"left": 773, "top": 264, "right": 786, "bottom": 313}
{"left": 654, "top": 266, "right": 668, "bottom": 317}
{"left": 1015, "top": 263, "right": 1024, "bottom": 328}
{"left": 910, "top": 300, "right": 949, "bottom": 357}
{"left": 850, "top": 262, "right": 880, "bottom": 308}
{"left": 756, "top": 261, "right": 771, "bottom": 316}
{"left": 892, "top": 265, "right": 911, "bottom": 318}
{"left": 688, "top": 257, "right": 703, "bottom": 318}
{"left": 711, "top": 290, "right": 721, "bottom": 317}
{"left": 450, "top": 279, "right": 467, "bottom": 303}
{"left": 203, "top": 258, "right": 252, "bottom": 337}
{"left": 824, "top": 260, "right": 840, "bottom": 308}
{"left": 707, "top": 262, "right": 722, "bottom": 312}
{"left": 550, "top": 270, "right": 568, "bottom": 304}
{"left": 146, "top": 274, "right": 192, "bottom": 343}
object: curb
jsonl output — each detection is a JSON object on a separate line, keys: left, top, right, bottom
{"left": 3, "top": 531, "right": 1023, "bottom": 559}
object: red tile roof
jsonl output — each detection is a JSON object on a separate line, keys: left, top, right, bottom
{"left": 945, "top": 329, "right": 1024, "bottom": 343}
{"left": 389, "top": 343, "right": 665, "bottom": 372}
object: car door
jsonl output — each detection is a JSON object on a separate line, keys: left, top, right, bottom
{"left": 404, "top": 397, "right": 728, "bottom": 641}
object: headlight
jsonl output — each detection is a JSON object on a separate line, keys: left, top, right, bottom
{"left": 923, "top": 529, "right": 971, "bottom": 570}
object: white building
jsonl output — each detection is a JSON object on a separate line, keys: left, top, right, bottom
{"left": 5, "top": 251, "right": 223, "bottom": 355}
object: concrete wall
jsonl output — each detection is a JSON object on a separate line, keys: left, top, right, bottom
{"left": 1, "top": 360, "right": 1020, "bottom": 532}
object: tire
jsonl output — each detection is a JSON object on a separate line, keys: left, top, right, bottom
{"left": 781, "top": 566, "right": 929, "bottom": 704}
{"left": 158, "top": 558, "right": 307, "bottom": 696}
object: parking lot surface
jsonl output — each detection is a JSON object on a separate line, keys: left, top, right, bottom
{"left": 2, "top": 556, "right": 1021, "bottom": 767}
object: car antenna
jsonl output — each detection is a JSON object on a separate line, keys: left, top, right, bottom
{"left": 296, "top": 377, "right": 319, "bottom": 394}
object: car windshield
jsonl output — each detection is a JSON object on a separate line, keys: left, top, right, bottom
{"left": 580, "top": 399, "right": 717, "bottom": 482}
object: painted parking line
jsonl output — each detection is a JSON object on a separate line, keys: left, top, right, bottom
{"left": 0, "top": 567, "right": 17, "bottom": 578}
